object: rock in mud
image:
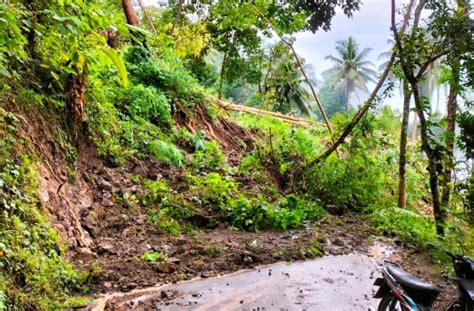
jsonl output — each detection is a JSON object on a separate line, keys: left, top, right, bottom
{"left": 96, "top": 240, "right": 116, "bottom": 254}
{"left": 243, "top": 255, "right": 253, "bottom": 265}
{"left": 98, "top": 179, "right": 113, "bottom": 191}
{"left": 201, "top": 271, "right": 216, "bottom": 278}
{"left": 156, "top": 262, "right": 171, "bottom": 273}
{"left": 82, "top": 212, "right": 100, "bottom": 238}
{"left": 101, "top": 198, "right": 114, "bottom": 207}
{"left": 160, "top": 289, "right": 179, "bottom": 300}
{"left": 103, "top": 282, "right": 113, "bottom": 289}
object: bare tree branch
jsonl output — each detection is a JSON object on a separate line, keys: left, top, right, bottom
{"left": 137, "top": 0, "right": 157, "bottom": 34}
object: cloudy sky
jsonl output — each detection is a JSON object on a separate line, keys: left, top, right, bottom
{"left": 294, "top": 0, "right": 394, "bottom": 76}
{"left": 293, "top": 0, "right": 411, "bottom": 111}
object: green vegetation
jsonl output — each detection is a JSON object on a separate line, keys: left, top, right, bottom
{"left": 0, "top": 0, "right": 472, "bottom": 309}
{"left": 141, "top": 251, "right": 167, "bottom": 263}
{"left": 235, "top": 109, "right": 473, "bottom": 257}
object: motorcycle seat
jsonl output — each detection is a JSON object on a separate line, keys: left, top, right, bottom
{"left": 387, "top": 265, "right": 440, "bottom": 296}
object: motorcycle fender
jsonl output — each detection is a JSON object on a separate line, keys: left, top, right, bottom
{"left": 373, "top": 277, "right": 391, "bottom": 298}
{"left": 458, "top": 279, "right": 474, "bottom": 301}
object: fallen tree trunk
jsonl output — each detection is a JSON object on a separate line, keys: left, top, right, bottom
{"left": 210, "top": 96, "right": 320, "bottom": 127}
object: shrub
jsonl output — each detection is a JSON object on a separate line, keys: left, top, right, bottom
{"left": 189, "top": 173, "right": 238, "bottom": 208}
{"left": 191, "top": 140, "right": 226, "bottom": 170}
{"left": 122, "top": 84, "right": 173, "bottom": 128}
{"left": 371, "top": 206, "right": 473, "bottom": 262}
{"left": 149, "top": 140, "right": 185, "bottom": 167}
{"left": 142, "top": 179, "right": 170, "bottom": 207}
{"left": 125, "top": 45, "right": 202, "bottom": 106}
{"left": 226, "top": 195, "right": 325, "bottom": 232}
{"left": 141, "top": 251, "right": 166, "bottom": 263}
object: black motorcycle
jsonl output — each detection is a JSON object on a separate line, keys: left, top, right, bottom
{"left": 373, "top": 252, "right": 474, "bottom": 310}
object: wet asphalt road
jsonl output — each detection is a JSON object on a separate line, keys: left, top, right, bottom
{"left": 97, "top": 253, "right": 381, "bottom": 310}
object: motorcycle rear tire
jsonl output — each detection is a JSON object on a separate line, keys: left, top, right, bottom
{"left": 378, "top": 295, "right": 403, "bottom": 311}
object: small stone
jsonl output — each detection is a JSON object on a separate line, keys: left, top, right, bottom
{"left": 326, "top": 204, "right": 344, "bottom": 216}
{"left": 201, "top": 271, "right": 215, "bottom": 278}
{"left": 332, "top": 238, "right": 345, "bottom": 246}
{"left": 167, "top": 257, "right": 180, "bottom": 264}
{"left": 99, "top": 179, "right": 113, "bottom": 191}
{"left": 96, "top": 241, "right": 116, "bottom": 254}
{"left": 136, "top": 217, "right": 145, "bottom": 225}
{"left": 101, "top": 198, "right": 114, "bottom": 207}
{"left": 120, "top": 214, "right": 129, "bottom": 222}
{"left": 156, "top": 262, "right": 170, "bottom": 273}
{"left": 243, "top": 256, "right": 253, "bottom": 265}
{"left": 161, "top": 244, "right": 172, "bottom": 253}
{"left": 193, "top": 259, "right": 206, "bottom": 269}
{"left": 103, "top": 282, "right": 113, "bottom": 289}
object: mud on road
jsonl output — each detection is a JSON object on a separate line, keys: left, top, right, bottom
{"left": 78, "top": 216, "right": 457, "bottom": 311}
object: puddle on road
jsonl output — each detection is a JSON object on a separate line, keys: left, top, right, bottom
{"left": 88, "top": 241, "right": 395, "bottom": 311}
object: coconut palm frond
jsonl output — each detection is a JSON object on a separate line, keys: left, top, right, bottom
{"left": 291, "top": 93, "right": 313, "bottom": 116}
{"left": 324, "top": 37, "right": 377, "bottom": 109}
{"left": 324, "top": 55, "right": 343, "bottom": 64}
{"left": 354, "top": 47, "right": 373, "bottom": 63}
{"left": 377, "top": 51, "right": 392, "bottom": 61}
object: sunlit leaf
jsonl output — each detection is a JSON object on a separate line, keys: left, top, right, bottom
{"left": 101, "top": 47, "right": 128, "bottom": 88}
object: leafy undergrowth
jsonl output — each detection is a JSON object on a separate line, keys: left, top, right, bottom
{"left": 371, "top": 206, "right": 474, "bottom": 263}
{"left": 0, "top": 18, "right": 472, "bottom": 311}
{"left": 234, "top": 111, "right": 474, "bottom": 262}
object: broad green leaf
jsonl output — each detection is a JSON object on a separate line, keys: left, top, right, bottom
{"left": 101, "top": 47, "right": 128, "bottom": 89}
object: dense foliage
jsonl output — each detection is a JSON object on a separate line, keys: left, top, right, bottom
{"left": 0, "top": 0, "right": 472, "bottom": 309}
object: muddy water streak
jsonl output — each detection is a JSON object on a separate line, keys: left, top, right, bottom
{"left": 91, "top": 249, "right": 391, "bottom": 311}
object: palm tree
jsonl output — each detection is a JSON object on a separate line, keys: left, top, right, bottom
{"left": 271, "top": 59, "right": 312, "bottom": 116}
{"left": 270, "top": 57, "right": 313, "bottom": 116}
{"left": 263, "top": 42, "right": 314, "bottom": 116}
{"left": 323, "top": 36, "right": 377, "bottom": 109}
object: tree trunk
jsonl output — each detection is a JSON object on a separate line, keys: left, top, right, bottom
{"left": 391, "top": 0, "right": 445, "bottom": 235}
{"left": 248, "top": 3, "right": 334, "bottom": 135}
{"left": 66, "top": 63, "right": 89, "bottom": 122}
{"left": 170, "top": 0, "right": 184, "bottom": 35}
{"left": 307, "top": 51, "right": 397, "bottom": 167}
{"left": 262, "top": 48, "right": 275, "bottom": 94}
{"left": 137, "top": 0, "right": 157, "bottom": 34}
{"left": 345, "top": 81, "right": 352, "bottom": 110}
{"left": 288, "top": 44, "right": 333, "bottom": 133}
{"left": 122, "top": 0, "right": 139, "bottom": 26}
{"left": 397, "top": 82, "right": 412, "bottom": 209}
{"left": 440, "top": 53, "right": 460, "bottom": 214}
{"left": 218, "top": 50, "right": 228, "bottom": 99}
{"left": 413, "top": 87, "right": 445, "bottom": 235}
{"left": 285, "top": 0, "right": 415, "bottom": 167}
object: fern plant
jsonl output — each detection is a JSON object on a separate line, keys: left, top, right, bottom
{"left": 149, "top": 140, "right": 184, "bottom": 167}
